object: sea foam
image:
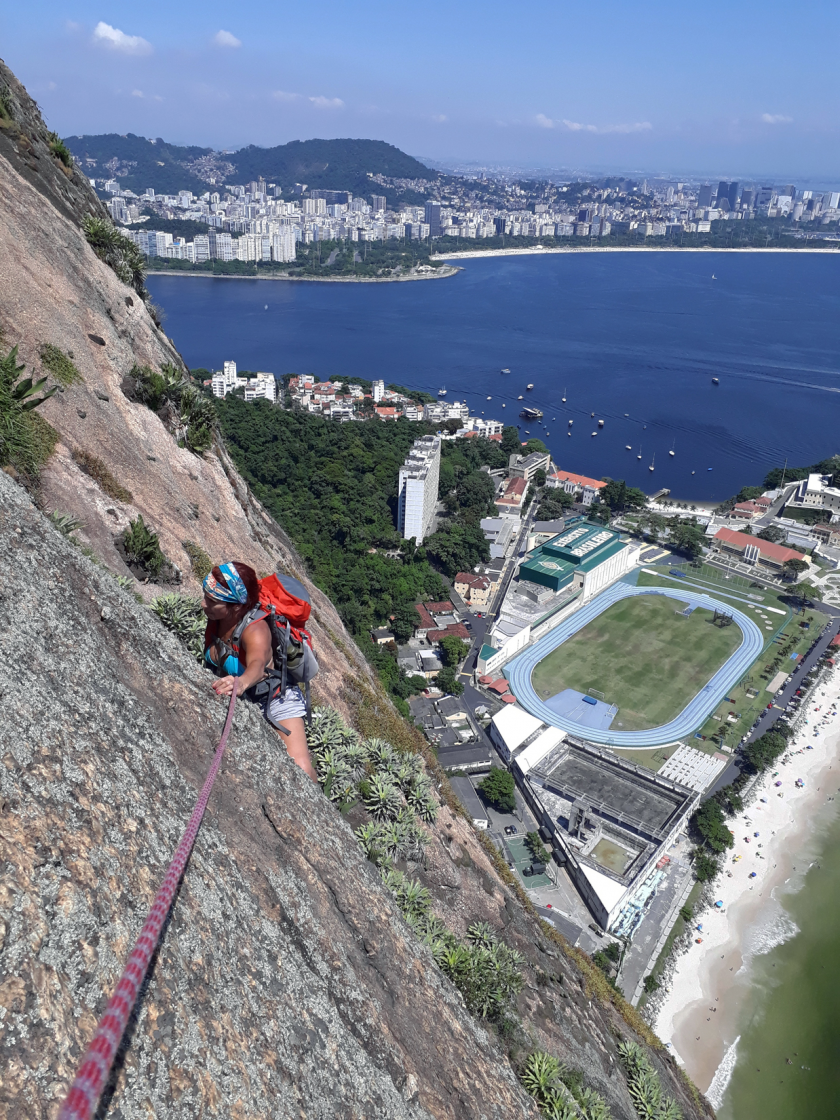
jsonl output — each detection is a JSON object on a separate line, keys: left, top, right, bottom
{"left": 706, "top": 1036, "right": 740, "bottom": 1111}
{"left": 743, "top": 906, "right": 799, "bottom": 960}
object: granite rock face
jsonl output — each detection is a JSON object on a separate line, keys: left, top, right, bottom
{"left": 0, "top": 471, "right": 539, "bottom": 1119}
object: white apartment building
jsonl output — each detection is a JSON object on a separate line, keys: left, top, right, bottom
{"left": 212, "top": 360, "right": 239, "bottom": 399}
{"left": 397, "top": 435, "right": 441, "bottom": 544}
{"left": 243, "top": 373, "right": 277, "bottom": 403}
{"left": 271, "top": 228, "right": 296, "bottom": 262}
{"left": 372, "top": 379, "right": 385, "bottom": 403}
{"left": 792, "top": 473, "right": 840, "bottom": 517}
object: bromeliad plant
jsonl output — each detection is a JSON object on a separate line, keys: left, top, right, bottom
{"left": 618, "top": 1042, "right": 682, "bottom": 1120}
{"left": 0, "top": 345, "right": 58, "bottom": 475}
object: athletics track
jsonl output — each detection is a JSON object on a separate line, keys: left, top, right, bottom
{"left": 503, "top": 582, "right": 765, "bottom": 748}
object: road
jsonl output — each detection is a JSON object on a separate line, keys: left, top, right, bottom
{"left": 708, "top": 602, "right": 840, "bottom": 796}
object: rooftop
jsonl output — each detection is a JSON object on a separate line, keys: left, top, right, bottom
{"left": 713, "top": 527, "right": 806, "bottom": 563}
{"left": 550, "top": 470, "right": 607, "bottom": 490}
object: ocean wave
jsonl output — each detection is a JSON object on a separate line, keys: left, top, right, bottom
{"left": 744, "top": 907, "right": 799, "bottom": 959}
{"left": 706, "top": 1035, "right": 740, "bottom": 1111}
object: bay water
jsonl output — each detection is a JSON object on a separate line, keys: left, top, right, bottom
{"left": 148, "top": 250, "right": 840, "bottom": 502}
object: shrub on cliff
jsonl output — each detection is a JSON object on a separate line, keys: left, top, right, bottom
{"left": 0, "top": 344, "right": 59, "bottom": 479}
{"left": 120, "top": 514, "right": 178, "bottom": 583}
{"left": 125, "top": 363, "right": 215, "bottom": 455}
{"left": 81, "top": 214, "right": 147, "bottom": 299}
{"left": 150, "top": 593, "right": 205, "bottom": 661}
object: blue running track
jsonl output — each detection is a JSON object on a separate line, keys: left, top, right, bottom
{"left": 503, "top": 583, "right": 764, "bottom": 747}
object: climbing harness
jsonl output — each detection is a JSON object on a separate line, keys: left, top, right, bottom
{"left": 58, "top": 688, "right": 239, "bottom": 1120}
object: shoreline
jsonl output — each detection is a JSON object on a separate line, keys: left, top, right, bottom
{"left": 653, "top": 665, "right": 840, "bottom": 1104}
{"left": 434, "top": 245, "right": 840, "bottom": 261}
{"left": 145, "top": 265, "right": 461, "bottom": 283}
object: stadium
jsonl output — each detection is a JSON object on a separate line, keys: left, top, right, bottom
{"left": 504, "top": 582, "right": 764, "bottom": 748}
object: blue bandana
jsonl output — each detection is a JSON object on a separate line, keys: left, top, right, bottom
{"left": 203, "top": 563, "right": 248, "bottom": 605}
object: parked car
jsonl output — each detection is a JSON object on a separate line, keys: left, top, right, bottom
{"left": 504, "top": 824, "right": 518, "bottom": 836}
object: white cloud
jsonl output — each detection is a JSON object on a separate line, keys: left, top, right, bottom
{"left": 273, "top": 90, "right": 302, "bottom": 102}
{"left": 131, "top": 89, "right": 163, "bottom": 101}
{"left": 132, "top": 89, "right": 144, "bottom": 97}
{"left": 431, "top": 114, "right": 448, "bottom": 123}
{"left": 761, "top": 113, "right": 792, "bottom": 124}
{"left": 535, "top": 113, "right": 554, "bottom": 129}
{"left": 92, "top": 21, "right": 152, "bottom": 55}
{"left": 309, "top": 95, "right": 344, "bottom": 109}
{"left": 561, "top": 118, "right": 651, "bottom": 134}
{"left": 214, "top": 30, "right": 241, "bottom": 48}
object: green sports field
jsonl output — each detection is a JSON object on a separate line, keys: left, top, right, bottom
{"left": 531, "top": 594, "right": 742, "bottom": 732}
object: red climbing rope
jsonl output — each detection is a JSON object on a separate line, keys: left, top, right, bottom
{"left": 58, "top": 688, "right": 239, "bottom": 1120}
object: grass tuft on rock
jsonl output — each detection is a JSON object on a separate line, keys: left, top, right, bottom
{"left": 39, "top": 343, "right": 83, "bottom": 386}
{"left": 71, "top": 448, "right": 133, "bottom": 503}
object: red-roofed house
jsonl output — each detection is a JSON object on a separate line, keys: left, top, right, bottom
{"left": 415, "top": 604, "right": 435, "bottom": 637}
{"left": 729, "top": 501, "right": 761, "bottom": 520}
{"left": 494, "top": 476, "right": 527, "bottom": 516}
{"left": 487, "top": 679, "right": 510, "bottom": 695}
{"left": 453, "top": 571, "right": 492, "bottom": 607}
{"left": 712, "top": 527, "right": 808, "bottom": 573}
{"left": 547, "top": 469, "right": 607, "bottom": 507}
{"left": 830, "top": 635, "right": 840, "bottom": 648}
{"left": 374, "top": 406, "right": 400, "bottom": 421}
{"left": 425, "top": 600, "right": 455, "bottom": 614}
{"left": 427, "top": 623, "right": 470, "bottom": 643}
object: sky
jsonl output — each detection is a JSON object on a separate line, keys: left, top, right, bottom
{"left": 5, "top": 1, "right": 840, "bottom": 182}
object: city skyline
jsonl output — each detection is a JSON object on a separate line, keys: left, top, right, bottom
{"left": 7, "top": 0, "right": 840, "bottom": 180}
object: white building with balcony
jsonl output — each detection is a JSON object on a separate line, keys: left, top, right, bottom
{"left": 397, "top": 435, "right": 441, "bottom": 544}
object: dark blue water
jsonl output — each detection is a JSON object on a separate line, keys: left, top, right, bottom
{"left": 147, "top": 251, "right": 840, "bottom": 501}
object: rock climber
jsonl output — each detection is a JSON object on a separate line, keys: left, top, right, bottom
{"left": 202, "top": 561, "right": 316, "bottom": 780}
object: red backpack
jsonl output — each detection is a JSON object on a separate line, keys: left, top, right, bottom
{"left": 228, "top": 572, "right": 319, "bottom": 723}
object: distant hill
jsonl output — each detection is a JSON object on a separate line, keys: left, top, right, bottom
{"left": 64, "top": 133, "right": 437, "bottom": 198}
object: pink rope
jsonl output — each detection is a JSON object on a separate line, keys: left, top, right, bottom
{"left": 58, "top": 688, "right": 239, "bottom": 1120}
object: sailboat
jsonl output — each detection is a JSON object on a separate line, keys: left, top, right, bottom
{"left": 438, "top": 386, "right": 447, "bottom": 397}
{"left": 649, "top": 453, "right": 656, "bottom": 472}
{"left": 561, "top": 387, "right": 567, "bottom": 402}
{"left": 501, "top": 367, "right": 510, "bottom": 373}
{"left": 625, "top": 444, "right": 632, "bottom": 450}
{"left": 637, "top": 447, "right": 642, "bottom": 460}
{"left": 669, "top": 439, "right": 675, "bottom": 457}
{"left": 517, "top": 394, "right": 524, "bottom": 400}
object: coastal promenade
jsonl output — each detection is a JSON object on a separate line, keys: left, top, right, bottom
{"left": 504, "top": 582, "right": 763, "bottom": 747}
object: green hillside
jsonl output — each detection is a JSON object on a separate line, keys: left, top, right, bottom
{"left": 64, "top": 133, "right": 214, "bottom": 195}
{"left": 64, "top": 133, "right": 436, "bottom": 199}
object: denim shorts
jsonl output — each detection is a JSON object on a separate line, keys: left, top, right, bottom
{"left": 261, "top": 685, "right": 307, "bottom": 728}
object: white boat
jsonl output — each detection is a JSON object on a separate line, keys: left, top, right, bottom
{"left": 637, "top": 447, "right": 642, "bottom": 459}
{"left": 669, "top": 439, "right": 675, "bottom": 457}
{"left": 598, "top": 419, "right": 604, "bottom": 427}
{"left": 502, "top": 403, "right": 506, "bottom": 407}
{"left": 438, "top": 387, "right": 447, "bottom": 396}
{"left": 486, "top": 396, "right": 492, "bottom": 400}
{"left": 567, "top": 431, "right": 571, "bottom": 436}
{"left": 526, "top": 383, "right": 534, "bottom": 390}
{"left": 626, "top": 445, "right": 632, "bottom": 450}
{"left": 517, "top": 394, "right": 524, "bottom": 400}
{"left": 712, "top": 377, "right": 720, "bottom": 385}
{"left": 561, "top": 387, "right": 567, "bottom": 402}
{"left": 590, "top": 411, "right": 595, "bottom": 417}
{"left": 649, "top": 453, "right": 655, "bottom": 472}
{"left": 568, "top": 419, "right": 573, "bottom": 425}
{"left": 591, "top": 431, "right": 597, "bottom": 437}
{"left": 525, "top": 429, "right": 530, "bottom": 434}
{"left": 501, "top": 367, "right": 510, "bottom": 373}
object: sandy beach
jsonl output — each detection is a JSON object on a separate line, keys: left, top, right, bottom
{"left": 654, "top": 665, "right": 840, "bottom": 1104}
{"left": 434, "top": 245, "right": 840, "bottom": 261}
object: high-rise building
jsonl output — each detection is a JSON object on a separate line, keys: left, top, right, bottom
{"left": 209, "top": 231, "right": 234, "bottom": 261}
{"left": 271, "top": 228, "right": 296, "bottom": 262}
{"left": 397, "top": 435, "right": 441, "bottom": 544}
{"left": 371, "top": 194, "right": 386, "bottom": 213}
{"left": 425, "top": 201, "right": 442, "bottom": 237}
{"left": 739, "top": 188, "right": 755, "bottom": 210}
{"left": 697, "top": 184, "right": 713, "bottom": 208}
{"left": 727, "top": 182, "right": 740, "bottom": 209}
{"left": 372, "top": 379, "right": 385, "bottom": 403}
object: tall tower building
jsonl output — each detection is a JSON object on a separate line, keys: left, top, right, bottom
{"left": 697, "top": 184, "right": 713, "bottom": 208}
{"left": 424, "top": 201, "right": 442, "bottom": 237}
{"left": 371, "top": 194, "right": 386, "bottom": 212}
{"left": 397, "top": 436, "right": 441, "bottom": 544}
